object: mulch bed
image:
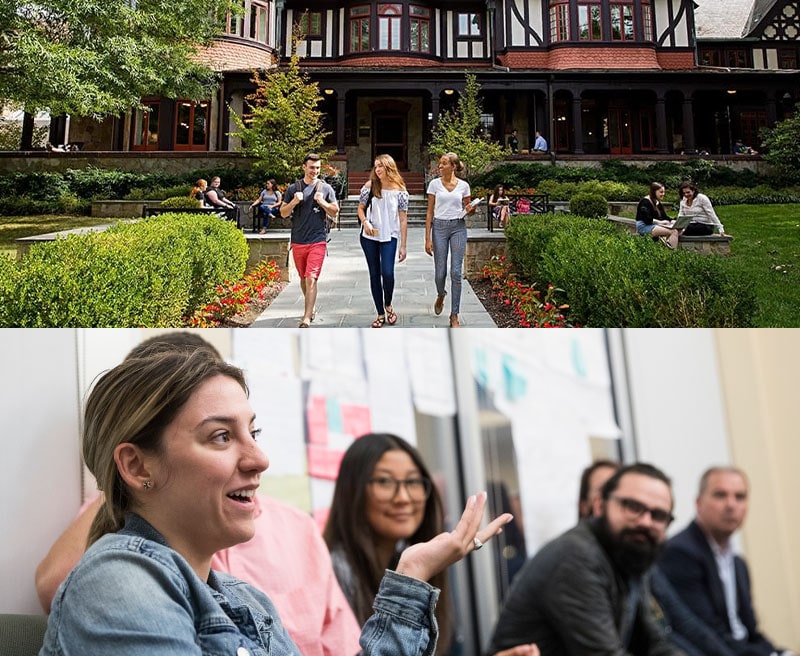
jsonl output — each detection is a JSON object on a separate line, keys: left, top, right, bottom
{"left": 469, "top": 277, "right": 520, "bottom": 328}
{"left": 220, "top": 282, "right": 286, "bottom": 327}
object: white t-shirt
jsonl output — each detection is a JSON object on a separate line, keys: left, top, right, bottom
{"left": 427, "top": 177, "right": 470, "bottom": 220}
{"left": 359, "top": 187, "right": 409, "bottom": 242}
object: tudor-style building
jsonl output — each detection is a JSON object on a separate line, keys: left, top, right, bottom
{"left": 67, "top": 0, "right": 799, "bottom": 174}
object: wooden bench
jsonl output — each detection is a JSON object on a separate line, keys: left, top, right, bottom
{"left": 143, "top": 205, "right": 241, "bottom": 229}
{"left": 606, "top": 215, "right": 733, "bottom": 255}
{"left": 487, "top": 193, "right": 553, "bottom": 231}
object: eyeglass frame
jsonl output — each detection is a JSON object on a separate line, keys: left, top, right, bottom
{"left": 367, "top": 476, "right": 432, "bottom": 501}
{"left": 610, "top": 495, "right": 674, "bottom": 526}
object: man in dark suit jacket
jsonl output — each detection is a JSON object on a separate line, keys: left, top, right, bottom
{"left": 658, "top": 467, "right": 793, "bottom": 656}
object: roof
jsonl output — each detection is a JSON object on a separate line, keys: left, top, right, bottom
{"left": 195, "top": 39, "right": 276, "bottom": 73}
{"left": 694, "top": 0, "right": 784, "bottom": 38}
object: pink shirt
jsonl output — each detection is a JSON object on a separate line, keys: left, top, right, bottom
{"left": 211, "top": 495, "right": 362, "bottom": 656}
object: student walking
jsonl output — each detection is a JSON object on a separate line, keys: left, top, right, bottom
{"left": 358, "top": 154, "right": 408, "bottom": 328}
{"left": 280, "top": 153, "right": 340, "bottom": 328}
{"left": 425, "top": 152, "right": 477, "bottom": 328}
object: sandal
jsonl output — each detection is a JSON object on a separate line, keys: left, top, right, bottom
{"left": 385, "top": 306, "right": 398, "bottom": 325}
{"left": 298, "top": 321, "right": 310, "bottom": 328}
{"left": 434, "top": 293, "right": 446, "bottom": 316}
{"left": 449, "top": 314, "right": 461, "bottom": 328}
{"left": 311, "top": 306, "right": 317, "bottom": 322}
{"left": 371, "top": 315, "right": 386, "bottom": 328}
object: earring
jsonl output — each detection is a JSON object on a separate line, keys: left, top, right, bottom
{"left": 143, "top": 480, "right": 153, "bottom": 489}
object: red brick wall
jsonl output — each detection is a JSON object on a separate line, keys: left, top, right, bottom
{"left": 656, "top": 52, "right": 696, "bottom": 70}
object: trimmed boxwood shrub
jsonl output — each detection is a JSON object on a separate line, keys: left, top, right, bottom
{"left": 569, "top": 192, "right": 608, "bottom": 219}
{"left": 504, "top": 214, "right": 756, "bottom": 327}
{"left": 0, "top": 213, "right": 248, "bottom": 327}
{"left": 161, "top": 196, "right": 202, "bottom": 208}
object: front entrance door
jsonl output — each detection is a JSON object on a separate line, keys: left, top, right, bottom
{"left": 372, "top": 112, "right": 407, "bottom": 169}
{"left": 608, "top": 107, "right": 633, "bottom": 154}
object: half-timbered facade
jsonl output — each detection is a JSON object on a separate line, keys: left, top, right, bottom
{"left": 68, "top": 0, "right": 800, "bottom": 174}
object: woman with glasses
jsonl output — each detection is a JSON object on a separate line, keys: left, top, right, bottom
{"left": 324, "top": 433, "right": 538, "bottom": 656}
{"left": 324, "top": 433, "right": 452, "bottom": 654}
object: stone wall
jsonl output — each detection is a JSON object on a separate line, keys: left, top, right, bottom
{"left": 464, "top": 233, "right": 507, "bottom": 279}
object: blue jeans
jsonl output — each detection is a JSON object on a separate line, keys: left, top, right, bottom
{"left": 432, "top": 218, "right": 467, "bottom": 315}
{"left": 258, "top": 204, "right": 280, "bottom": 230}
{"left": 360, "top": 234, "right": 398, "bottom": 315}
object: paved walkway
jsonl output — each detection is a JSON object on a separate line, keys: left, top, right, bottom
{"left": 252, "top": 227, "right": 496, "bottom": 328}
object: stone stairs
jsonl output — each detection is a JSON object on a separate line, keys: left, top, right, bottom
{"left": 336, "top": 195, "right": 428, "bottom": 228}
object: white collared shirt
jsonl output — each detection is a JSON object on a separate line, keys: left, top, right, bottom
{"left": 707, "top": 536, "right": 749, "bottom": 641}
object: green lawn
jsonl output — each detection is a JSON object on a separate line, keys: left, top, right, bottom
{"left": 718, "top": 204, "right": 800, "bottom": 327}
{"left": 0, "top": 215, "right": 115, "bottom": 259}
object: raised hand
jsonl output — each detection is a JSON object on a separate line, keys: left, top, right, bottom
{"left": 395, "top": 492, "right": 512, "bottom": 583}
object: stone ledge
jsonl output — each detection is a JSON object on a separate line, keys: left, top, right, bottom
{"left": 15, "top": 223, "right": 291, "bottom": 281}
{"left": 465, "top": 231, "right": 507, "bottom": 279}
{"left": 606, "top": 215, "right": 732, "bottom": 255}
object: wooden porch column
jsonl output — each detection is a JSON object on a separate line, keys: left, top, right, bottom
{"left": 655, "top": 95, "right": 668, "bottom": 153}
{"left": 571, "top": 96, "right": 584, "bottom": 154}
{"left": 336, "top": 94, "right": 346, "bottom": 154}
{"left": 682, "top": 97, "right": 696, "bottom": 154}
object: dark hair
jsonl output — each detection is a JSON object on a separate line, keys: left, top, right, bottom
{"left": 648, "top": 182, "right": 665, "bottom": 204}
{"left": 600, "top": 462, "right": 673, "bottom": 506}
{"left": 678, "top": 180, "right": 699, "bottom": 196}
{"left": 126, "top": 332, "right": 222, "bottom": 361}
{"left": 492, "top": 184, "right": 506, "bottom": 197}
{"left": 303, "top": 153, "right": 321, "bottom": 164}
{"left": 265, "top": 178, "right": 278, "bottom": 190}
{"left": 324, "top": 433, "right": 451, "bottom": 652}
{"left": 579, "top": 460, "right": 620, "bottom": 507}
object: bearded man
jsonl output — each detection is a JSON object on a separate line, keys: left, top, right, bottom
{"left": 487, "top": 463, "right": 685, "bottom": 656}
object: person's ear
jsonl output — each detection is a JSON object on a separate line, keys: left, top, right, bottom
{"left": 592, "top": 494, "right": 604, "bottom": 518}
{"left": 114, "top": 443, "right": 155, "bottom": 491}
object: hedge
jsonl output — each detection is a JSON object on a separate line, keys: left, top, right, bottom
{"left": 504, "top": 213, "right": 756, "bottom": 327}
{"left": 0, "top": 213, "right": 248, "bottom": 327}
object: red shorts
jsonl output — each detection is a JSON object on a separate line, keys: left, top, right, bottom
{"left": 291, "top": 241, "right": 327, "bottom": 279}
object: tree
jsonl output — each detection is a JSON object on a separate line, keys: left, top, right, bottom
{"left": 230, "top": 33, "right": 333, "bottom": 183}
{"left": 427, "top": 73, "right": 505, "bottom": 183}
{"left": 0, "top": 0, "right": 236, "bottom": 117}
{"left": 760, "top": 104, "right": 800, "bottom": 182}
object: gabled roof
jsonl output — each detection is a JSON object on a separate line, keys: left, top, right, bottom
{"left": 694, "top": 0, "right": 755, "bottom": 38}
{"left": 743, "top": 0, "right": 782, "bottom": 35}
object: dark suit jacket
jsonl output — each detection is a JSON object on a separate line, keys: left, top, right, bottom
{"left": 658, "top": 521, "right": 776, "bottom": 656}
{"left": 487, "top": 519, "right": 683, "bottom": 656}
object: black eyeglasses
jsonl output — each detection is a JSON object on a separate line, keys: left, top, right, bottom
{"left": 611, "top": 495, "right": 674, "bottom": 526}
{"left": 368, "top": 477, "right": 432, "bottom": 501}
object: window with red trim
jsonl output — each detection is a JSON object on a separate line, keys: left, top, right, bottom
{"left": 549, "top": 1, "right": 570, "bottom": 42}
{"left": 131, "top": 100, "right": 160, "bottom": 151}
{"left": 610, "top": 4, "right": 634, "bottom": 41}
{"left": 410, "top": 6, "right": 430, "bottom": 52}
{"left": 578, "top": 4, "right": 602, "bottom": 40}
{"left": 378, "top": 4, "right": 402, "bottom": 50}
{"left": 349, "top": 6, "right": 370, "bottom": 52}
{"left": 174, "top": 100, "right": 209, "bottom": 151}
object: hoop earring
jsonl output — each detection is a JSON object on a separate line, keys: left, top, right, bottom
{"left": 143, "top": 481, "right": 153, "bottom": 489}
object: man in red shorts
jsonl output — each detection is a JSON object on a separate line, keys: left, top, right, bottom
{"left": 280, "top": 153, "right": 340, "bottom": 327}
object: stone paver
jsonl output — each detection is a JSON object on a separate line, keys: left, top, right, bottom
{"left": 251, "top": 227, "right": 496, "bottom": 328}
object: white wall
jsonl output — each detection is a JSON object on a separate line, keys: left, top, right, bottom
{"left": 617, "top": 328, "right": 732, "bottom": 531}
{"left": 1, "top": 330, "right": 82, "bottom": 614}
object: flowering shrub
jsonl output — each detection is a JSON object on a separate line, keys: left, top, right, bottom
{"left": 481, "top": 255, "right": 571, "bottom": 327}
{"left": 185, "top": 260, "right": 283, "bottom": 327}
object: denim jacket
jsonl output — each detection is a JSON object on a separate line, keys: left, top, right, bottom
{"left": 41, "top": 513, "right": 440, "bottom": 656}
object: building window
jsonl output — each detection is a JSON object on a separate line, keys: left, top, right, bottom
{"left": 349, "top": 6, "right": 370, "bottom": 52}
{"left": 226, "top": 9, "right": 244, "bottom": 37}
{"left": 700, "top": 48, "right": 721, "bottom": 66}
{"left": 249, "top": 1, "right": 270, "bottom": 43}
{"left": 131, "top": 100, "right": 160, "bottom": 151}
{"left": 378, "top": 4, "right": 402, "bottom": 50}
{"left": 410, "top": 5, "right": 430, "bottom": 53}
{"left": 174, "top": 100, "right": 209, "bottom": 150}
{"left": 479, "top": 113, "right": 494, "bottom": 138}
{"left": 778, "top": 47, "right": 798, "bottom": 69}
{"left": 578, "top": 4, "right": 602, "bottom": 40}
{"left": 298, "top": 10, "right": 322, "bottom": 37}
{"left": 549, "top": 1, "right": 570, "bottom": 42}
{"left": 458, "top": 13, "right": 481, "bottom": 37}
{"left": 726, "top": 49, "right": 749, "bottom": 67}
{"left": 642, "top": 2, "right": 653, "bottom": 41}
{"left": 610, "top": 4, "right": 634, "bottom": 40}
